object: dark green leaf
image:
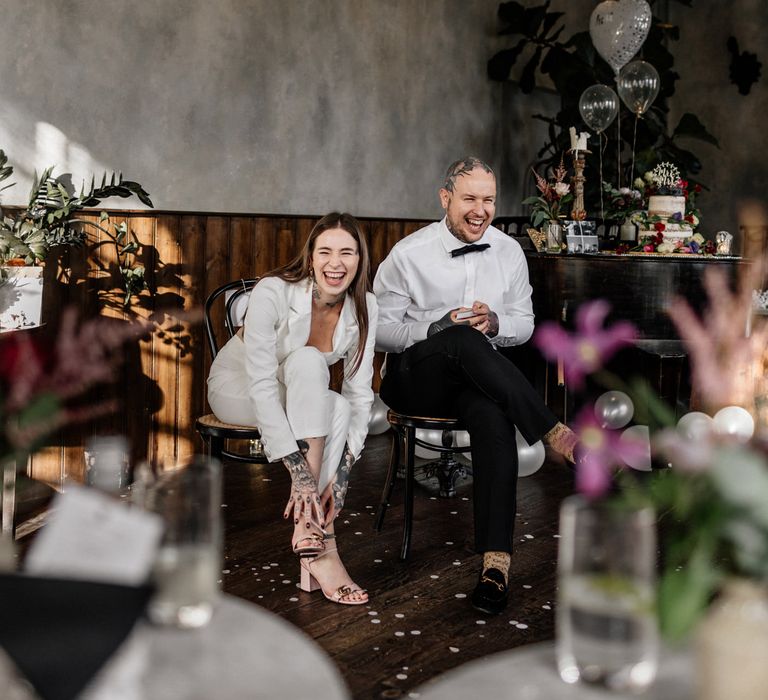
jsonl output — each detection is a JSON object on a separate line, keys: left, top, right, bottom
{"left": 519, "top": 46, "right": 543, "bottom": 93}
{"left": 673, "top": 113, "right": 720, "bottom": 147}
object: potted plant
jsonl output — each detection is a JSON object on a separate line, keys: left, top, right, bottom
{"left": 0, "top": 149, "right": 153, "bottom": 329}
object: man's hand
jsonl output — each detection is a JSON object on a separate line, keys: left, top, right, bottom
{"left": 470, "top": 301, "right": 499, "bottom": 337}
{"left": 427, "top": 304, "right": 498, "bottom": 337}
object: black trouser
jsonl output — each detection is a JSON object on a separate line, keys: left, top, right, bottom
{"left": 380, "top": 325, "right": 558, "bottom": 554}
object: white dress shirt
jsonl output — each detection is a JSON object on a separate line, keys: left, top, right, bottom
{"left": 373, "top": 218, "right": 534, "bottom": 352}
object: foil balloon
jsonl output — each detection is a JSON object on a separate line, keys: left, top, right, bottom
{"left": 676, "top": 411, "right": 714, "bottom": 441}
{"left": 367, "top": 393, "right": 391, "bottom": 435}
{"left": 713, "top": 406, "right": 755, "bottom": 442}
{"left": 579, "top": 84, "right": 619, "bottom": 133}
{"left": 617, "top": 60, "right": 660, "bottom": 115}
{"left": 516, "top": 431, "right": 545, "bottom": 477}
{"left": 620, "top": 424, "right": 652, "bottom": 471}
{"left": 589, "top": 0, "right": 652, "bottom": 75}
{"left": 594, "top": 390, "right": 635, "bottom": 429}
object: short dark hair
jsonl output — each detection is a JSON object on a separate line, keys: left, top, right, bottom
{"left": 442, "top": 157, "right": 495, "bottom": 192}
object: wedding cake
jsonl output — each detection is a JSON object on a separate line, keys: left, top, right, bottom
{"left": 638, "top": 194, "right": 693, "bottom": 242}
{"left": 636, "top": 164, "right": 694, "bottom": 243}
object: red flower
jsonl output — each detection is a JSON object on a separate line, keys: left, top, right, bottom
{"left": 654, "top": 222, "right": 666, "bottom": 233}
{"left": 685, "top": 214, "right": 695, "bottom": 223}
{"left": 694, "top": 184, "right": 702, "bottom": 193}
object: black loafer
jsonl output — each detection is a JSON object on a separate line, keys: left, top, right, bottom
{"left": 470, "top": 567, "right": 509, "bottom": 615}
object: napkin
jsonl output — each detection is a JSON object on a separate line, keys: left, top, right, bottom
{"left": 0, "top": 574, "right": 151, "bottom": 700}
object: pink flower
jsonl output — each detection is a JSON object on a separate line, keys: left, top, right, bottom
{"left": 574, "top": 408, "right": 650, "bottom": 499}
{"left": 643, "top": 244, "right": 655, "bottom": 252}
{"left": 534, "top": 300, "right": 638, "bottom": 389}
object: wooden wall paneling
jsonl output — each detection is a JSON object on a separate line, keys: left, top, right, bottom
{"left": 177, "top": 216, "right": 208, "bottom": 460}
{"left": 275, "top": 217, "right": 300, "bottom": 269}
{"left": 252, "top": 216, "right": 277, "bottom": 278}
{"left": 366, "top": 220, "right": 389, "bottom": 279}
{"left": 151, "top": 215, "right": 183, "bottom": 466}
{"left": 118, "top": 214, "right": 157, "bottom": 468}
{"left": 230, "top": 216, "right": 256, "bottom": 284}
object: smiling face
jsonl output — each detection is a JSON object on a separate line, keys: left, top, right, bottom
{"left": 310, "top": 227, "right": 360, "bottom": 300}
{"left": 439, "top": 167, "right": 497, "bottom": 243}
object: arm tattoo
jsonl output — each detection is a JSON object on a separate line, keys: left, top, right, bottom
{"left": 282, "top": 450, "right": 317, "bottom": 491}
{"left": 487, "top": 311, "right": 499, "bottom": 338}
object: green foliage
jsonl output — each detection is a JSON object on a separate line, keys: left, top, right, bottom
{"left": 0, "top": 149, "right": 153, "bottom": 307}
{"left": 488, "top": 1, "right": 719, "bottom": 207}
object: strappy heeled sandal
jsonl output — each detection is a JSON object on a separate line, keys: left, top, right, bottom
{"left": 298, "top": 535, "right": 368, "bottom": 605}
{"left": 292, "top": 520, "right": 325, "bottom": 558}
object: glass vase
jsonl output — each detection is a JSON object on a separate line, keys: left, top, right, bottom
{"left": 555, "top": 495, "right": 659, "bottom": 693}
{"left": 695, "top": 579, "right": 768, "bottom": 700}
{"left": 546, "top": 221, "right": 563, "bottom": 253}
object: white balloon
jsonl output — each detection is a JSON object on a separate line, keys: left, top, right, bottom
{"left": 414, "top": 428, "right": 446, "bottom": 459}
{"left": 454, "top": 430, "right": 472, "bottom": 462}
{"left": 620, "top": 425, "right": 652, "bottom": 471}
{"left": 713, "top": 406, "right": 754, "bottom": 441}
{"left": 589, "top": 0, "right": 652, "bottom": 75}
{"left": 367, "top": 393, "right": 391, "bottom": 435}
{"left": 516, "top": 432, "right": 545, "bottom": 477}
{"left": 594, "top": 390, "right": 635, "bottom": 429}
{"left": 676, "top": 411, "right": 714, "bottom": 441}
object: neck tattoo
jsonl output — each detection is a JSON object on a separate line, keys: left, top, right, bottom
{"left": 312, "top": 280, "right": 343, "bottom": 308}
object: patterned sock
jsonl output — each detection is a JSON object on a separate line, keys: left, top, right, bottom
{"left": 482, "top": 551, "right": 511, "bottom": 584}
{"left": 543, "top": 422, "right": 578, "bottom": 463}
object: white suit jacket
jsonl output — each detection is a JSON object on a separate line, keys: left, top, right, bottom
{"left": 209, "top": 276, "right": 378, "bottom": 462}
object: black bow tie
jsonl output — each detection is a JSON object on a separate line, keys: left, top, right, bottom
{"left": 450, "top": 243, "right": 491, "bottom": 258}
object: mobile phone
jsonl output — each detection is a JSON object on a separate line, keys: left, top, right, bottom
{"left": 455, "top": 310, "right": 475, "bottom": 320}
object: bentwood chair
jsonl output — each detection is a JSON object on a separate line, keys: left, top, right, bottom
{"left": 195, "top": 279, "right": 268, "bottom": 464}
{"left": 374, "top": 410, "right": 471, "bottom": 560}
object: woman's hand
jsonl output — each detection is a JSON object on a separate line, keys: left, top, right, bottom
{"left": 281, "top": 450, "right": 325, "bottom": 531}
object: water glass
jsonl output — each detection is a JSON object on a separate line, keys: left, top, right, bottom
{"left": 556, "top": 495, "right": 659, "bottom": 692}
{"left": 546, "top": 221, "right": 563, "bottom": 253}
{"left": 146, "top": 456, "right": 222, "bottom": 628}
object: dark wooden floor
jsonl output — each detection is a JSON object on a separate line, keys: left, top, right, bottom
{"left": 220, "top": 433, "right": 575, "bottom": 700}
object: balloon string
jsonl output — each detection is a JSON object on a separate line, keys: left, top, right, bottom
{"left": 616, "top": 98, "right": 622, "bottom": 189}
{"left": 630, "top": 115, "right": 639, "bottom": 187}
{"left": 599, "top": 131, "right": 605, "bottom": 221}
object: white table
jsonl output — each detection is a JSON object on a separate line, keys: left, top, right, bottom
{"left": 79, "top": 595, "right": 350, "bottom": 700}
{"left": 413, "top": 642, "right": 693, "bottom": 700}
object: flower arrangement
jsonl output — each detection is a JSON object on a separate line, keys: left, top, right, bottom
{"left": 523, "top": 156, "right": 573, "bottom": 228}
{"left": 0, "top": 308, "right": 149, "bottom": 467}
{"left": 534, "top": 263, "right": 768, "bottom": 642}
{"left": 616, "top": 230, "right": 717, "bottom": 256}
{"left": 601, "top": 182, "right": 645, "bottom": 224}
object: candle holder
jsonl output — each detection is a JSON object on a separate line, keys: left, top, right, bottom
{"left": 567, "top": 149, "right": 591, "bottom": 221}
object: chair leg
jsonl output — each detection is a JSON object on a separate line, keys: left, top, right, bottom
{"left": 209, "top": 435, "right": 224, "bottom": 464}
{"left": 401, "top": 426, "right": 416, "bottom": 560}
{"left": 374, "top": 428, "right": 401, "bottom": 532}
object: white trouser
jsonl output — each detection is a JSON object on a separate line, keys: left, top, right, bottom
{"left": 208, "top": 346, "right": 351, "bottom": 491}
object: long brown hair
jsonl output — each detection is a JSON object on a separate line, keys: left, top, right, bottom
{"left": 263, "top": 212, "right": 371, "bottom": 376}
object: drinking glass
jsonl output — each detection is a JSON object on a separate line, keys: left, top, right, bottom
{"left": 546, "top": 221, "right": 563, "bottom": 253}
{"left": 146, "top": 456, "right": 222, "bottom": 628}
{"left": 556, "top": 495, "right": 659, "bottom": 692}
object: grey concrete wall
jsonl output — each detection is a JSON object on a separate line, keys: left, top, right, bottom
{"left": 670, "top": 1, "right": 768, "bottom": 246}
{"left": 0, "top": 0, "right": 505, "bottom": 219}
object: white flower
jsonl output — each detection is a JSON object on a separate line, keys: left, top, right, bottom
{"left": 644, "top": 171, "right": 655, "bottom": 183}
{"left": 634, "top": 177, "right": 645, "bottom": 189}
{"left": 692, "top": 232, "right": 704, "bottom": 244}
{"left": 657, "top": 242, "right": 676, "bottom": 254}
{"left": 689, "top": 214, "right": 700, "bottom": 227}
{"left": 554, "top": 182, "right": 570, "bottom": 197}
